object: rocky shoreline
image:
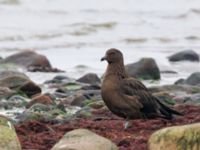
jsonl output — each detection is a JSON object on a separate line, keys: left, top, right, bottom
{"left": 15, "top": 105, "right": 200, "bottom": 150}
{"left": 1, "top": 50, "right": 200, "bottom": 150}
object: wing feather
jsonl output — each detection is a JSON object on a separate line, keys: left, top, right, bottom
{"left": 119, "top": 78, "right": 159, "bottom": 113}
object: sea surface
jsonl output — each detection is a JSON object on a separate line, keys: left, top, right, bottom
{"left": 1, "top": 0, "right": 200, "bottom": 86}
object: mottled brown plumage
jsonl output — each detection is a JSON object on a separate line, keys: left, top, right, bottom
{"left": 101, "top": 48, "right": 182, "bottom": 125}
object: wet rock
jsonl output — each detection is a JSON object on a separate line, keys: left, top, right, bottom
{"left": 45, "top": 75, "right": 73, "bottom": 85}
{"left": 175, "top": 72, "right": 200, "bottom": 86}
{"left": 0, "top": 116, "right": 21, "bottom": 150}
{"left": 149, "top": 123, "right": 200, "bottom": 150}
{"left": 18, "top": 81, "right": 41, "bottom": 97}
{"left": 81, "top": 84, "right": 101, "bottom": 90}
{"left": 17, "top": 104, "right": 67, "bottom": 123}
{"left": 6, "top": 95, "right": 29, "bottom": 108}
{"left": 54, "top": 75, "right": 70, "bottom": 81}
{"left": 27, "top": 66, "right": 64, "bottom": 72}
{"left": 54, "top": 82, "right": 84, "bottom": 96}
{"left": 149, "top": 84, "right": 200, "bottom": 95}
{"left": 2, "top": 50, "right": 52, "bottom": 69}
{"left": 87, "top": 100, "right": 105, "bottom": 109}
{"left": 184, "top": 72, "right": 200, "bottom": 86}
{"left": 0, "top": 86, "right": 15, "bottom": 99}
{"left": 0, "top": 71, "right": 40, "bottom": 97}
{"left": 75, "top": 105, "right": 109, "bottom": 119}
{"left": 71, "top": 94, "right": 87, "bottom": 107}
{"left": 26, "top": 94, "right": 54, "bottom": 108}
{"left": 125, "top": 58, "right": 160, "bottom": 80}
{"left": 64, "top": 82, "right": 83, "bottom": 91}
{"left": 75, "top": 107, "right": 93, "bottom": 119}
{"left": 0, "top": 71, "right": 29, "bottom": 89}
{"left": 68, "top": 89, "right": 102, "bottom": 107}
{"left": 174, "top": 78, "right": 185, "bottom": 85}
{"left": 51, "top": 129, "right": 118, "bottom": 150}
{"left": 77, "top": 73, "right": 101, "bottom": 84}
{"left": 168, "top": 50, "right": 199, "bottom": 62}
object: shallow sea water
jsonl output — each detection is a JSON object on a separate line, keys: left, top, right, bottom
{"left": 0, "top": 0, "right": 200, "bottom": 85}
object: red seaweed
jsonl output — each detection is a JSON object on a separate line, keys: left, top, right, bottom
{"left": 15, "top": 105, "right": 200, "bottom": 150}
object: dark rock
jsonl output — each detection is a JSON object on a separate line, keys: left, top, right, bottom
{"left": 70, "top": 90, "right": 101, "bottom": 107}
{"left": 18, "top": 81, "right": 41, "bottom": 97}
{"left": 71, "top": 94, "right": 87, "bottom": 107}
{"left": 77, "top": 73, "right": 101, "bottom": 84}
{"left": 82, "top": 90, "right": 102, "bottom": 100}
{"left": 175, "top": 72, "right": 200, "bottom": 86}
{"left": 125, "top": 58, "right": 160, "bottom": 80}
{"left": 184, "top": 72, "right": 200, "bottom": 86}
{"left": 27, "top": 66, "right": 64, "bottom": 73}
{"left": 44, "top": 76, "right": 72, "bottom": 84}
{"left": 54, "top": 75, "right": 70, "bottom": 81}
{"left": 168, "top": 50, "right": 199, "bottom": 62}
{"left": 174, "top": 78, "right": 185, "bottom": 85}
{"left": 3, "top": 50, "right": 52, "bottom": 68}
{"left": 81, "top": 84, "right": 101, "bottom": 90}
{"left": 26, "top": 94, "right": 54, "bottom": 108}
{"left": 160, "top": 70, "right": 177, "bottom": 74}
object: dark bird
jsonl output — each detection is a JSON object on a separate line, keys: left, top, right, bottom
{"left": 101, "top": 48, "right": 182, "bottom": 128}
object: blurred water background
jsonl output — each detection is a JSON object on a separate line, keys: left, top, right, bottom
{"left": 0, "top": 0, "right": 200, "bottom": 85}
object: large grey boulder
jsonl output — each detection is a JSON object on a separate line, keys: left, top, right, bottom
{"left": 2, "top": 50, "right": 52, "bottom": 68}
{"left": 125, "top": 58, "right": 160, "bottom": 80}
{"left": 168, "top": 50, "right": 199, "bottom": 62}
{"left": 51, "top": 129, "right": 118, "bottom": 150}
{"left": 77, "top": 73, "right": 101, "bottom": 84}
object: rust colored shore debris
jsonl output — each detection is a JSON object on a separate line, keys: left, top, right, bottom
{"left": 15, "top": 105, "right": 200, "bottom": 150}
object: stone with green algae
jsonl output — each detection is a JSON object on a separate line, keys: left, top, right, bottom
{"left": 149, "top": 123, "right": 200, "bottom": 150}
{"left": 0, "top": 116, "right": 21, "bottom": 150}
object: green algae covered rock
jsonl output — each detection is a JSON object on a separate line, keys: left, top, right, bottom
{"left": 0, "top": 116, "right": 21, "bottom": 150}
{"left": 51, "top": 128, "right": 118, "bottom": 150}
{"left": 149, "top": 123, "right": 200, "bottom": 150}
